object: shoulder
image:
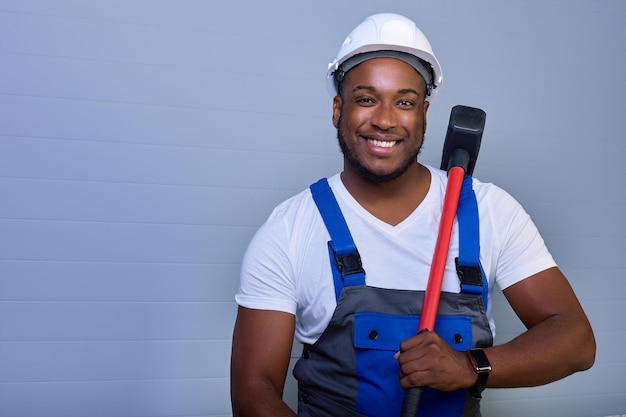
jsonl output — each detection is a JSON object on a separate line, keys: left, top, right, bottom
{"left": 248, "top": 175, "right": 341, "bottom": 250}
{"left": 267, "top": 174, "right": 341, "bottom": 227}
{"left": 468, "top": 176, "right": 557, "bottom": 289}
{"left": 423, "top": 165, "right": 523, "bottom": 217}
{"left": 470, "top": 176, "right": 529, "bottom": 229}
{"left": 473, "top": 178, "right": 518, "bottom": 206}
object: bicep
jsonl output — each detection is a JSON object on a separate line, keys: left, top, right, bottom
{"left": 502, "top": 266, "right": 587, "bottom": 329}
{"left": 231, "top": 306, "right": 296, "bottom": 395}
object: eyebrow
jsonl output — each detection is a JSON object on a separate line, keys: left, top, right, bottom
{"left": 398, "top": 88, "right": 422, "bottom": 97}
{"left": 352, "top": 85, "right": 422, "bottom": 97}
{"left": 352, "top": 85, "right": 376, "bottom": 93}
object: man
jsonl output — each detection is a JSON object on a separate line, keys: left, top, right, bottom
{"left": 230, "top": 13, "right": 595, "bottom": 417}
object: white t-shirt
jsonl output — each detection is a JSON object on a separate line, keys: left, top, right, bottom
{"left": 236, "top": 166, "right": 556, "bottom": 345}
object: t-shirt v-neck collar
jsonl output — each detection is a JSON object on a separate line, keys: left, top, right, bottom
{"left": 328, "top": 167, "right": 440, "bottom": 234}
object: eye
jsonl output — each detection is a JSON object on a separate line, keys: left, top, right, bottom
{"left": 355, "top": 96, "right": 376, "bottom": 106}
{"left": 397, "top": 99, "right": 415, "bottom": 108}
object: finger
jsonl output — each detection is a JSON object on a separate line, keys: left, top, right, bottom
{"left": 398, "top": 329, "right": 433, "bottom": 353}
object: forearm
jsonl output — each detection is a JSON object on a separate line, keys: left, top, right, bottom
{"left": 232, "top": 380, "right": 296, "bottom": 417}
{"left": 484, "top": 313, "right": 595, "bottom": 388}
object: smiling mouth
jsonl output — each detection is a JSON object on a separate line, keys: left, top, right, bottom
{"left": 367, "top": 138, "right": 398, "bottom": 148}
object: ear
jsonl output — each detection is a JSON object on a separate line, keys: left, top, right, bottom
{"left": 422, "top": 100, "right": 430, "bottom": 133}
{"left": 332, "top": 95, "right": 342, "bottom": 128}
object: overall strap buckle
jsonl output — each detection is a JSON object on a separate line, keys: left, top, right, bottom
{"left": 455, "top": 258, "right": 484, "bottom": 295}
{"left": 332, "top": 247, "right": 365, "bottom": 280}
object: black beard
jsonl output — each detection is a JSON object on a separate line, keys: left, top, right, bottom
{"left": 336, "top": 114, "right": 423, "bottom": 183}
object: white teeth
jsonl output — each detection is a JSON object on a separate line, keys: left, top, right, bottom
{"left": 368, "top": 139, "right": 396, "bottom": 148}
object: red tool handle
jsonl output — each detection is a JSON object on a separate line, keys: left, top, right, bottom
{"left": 418, "top": 165, "right": 465, "bottom": 332}
{"left": 400, "top": 166, "right": 466, "bottom": 417}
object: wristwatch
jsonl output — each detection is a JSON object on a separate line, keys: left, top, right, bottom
{"left": 466, "top": 348, "right": 491, "bottom": 399}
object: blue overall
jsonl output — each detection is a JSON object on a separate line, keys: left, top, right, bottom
{"left": 292, "top": 176, "right": 493, "bottom": 417}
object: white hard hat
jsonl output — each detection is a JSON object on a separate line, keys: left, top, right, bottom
{"left": 326, "top": 13, "right": 443, "bottom": 101}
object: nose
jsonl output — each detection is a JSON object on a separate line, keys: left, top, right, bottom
{"left": 370, "top": 101, "right": 396, "bottom": 131}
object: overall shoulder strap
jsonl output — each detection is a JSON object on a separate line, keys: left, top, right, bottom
{"left": 310, "top": 178, "right": 366, "bottom": 301}
{"left": 456, "top": 175, "right": 489, "bottom": 308}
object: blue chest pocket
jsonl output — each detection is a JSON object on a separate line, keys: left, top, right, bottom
{"left": 353, "top": 313, "right": 471, "bottom": 417}
{"left": 354, "top": 312, "right": 472, "bottom": 351}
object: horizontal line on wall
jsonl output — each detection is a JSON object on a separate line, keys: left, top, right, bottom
{"left": 483, "top": 390, "right": 626, "bottom": 403}
{"left": 0, "top": 92, "right": 326, "bottom": 120}
{"left": 0, "top": 173, "right": 306, "bottom": 194}
{"left": 0, "top": 7, "right": 228, "bottom": 34}
{"left": 0, "top": 338, "right": 231, "bottom": 344}
{"left": 0, "top": 49, "right": 317, "bottom": 83}
{"left": 0, "top": 259, "right": 240, "bottom": 266}
{"left": 0, "top": 299, "right": 238, "bottom": 304}
{"left": 0, "top": 132, "right": 337, "bottom": 158}
{"left": 0, "top": 8, "right": 323, "bottom": 46}
{"left": 0, "top": 375, "right": 229, "bottom": 385}
{"left": 0, "top": 337, "right": 235, "bottom": 343}
{"left": 0, "top": 300, "right": 236, "bottom": 305}
{"left": 0, "top": 339, "right": 232, "bottom": 344}
{"left": 0, "top": 216, "right": 261, "bottom": 229}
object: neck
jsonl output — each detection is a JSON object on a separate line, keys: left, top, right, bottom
{"left": 341, "top": 162, "right": 431, "bottom": 225}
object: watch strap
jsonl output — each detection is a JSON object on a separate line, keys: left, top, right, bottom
{"left": 466, "top": 348, "right": 491, "bottom": 399}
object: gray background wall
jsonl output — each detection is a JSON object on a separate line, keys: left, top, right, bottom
{"left": 0, "top": 1, "right": 624, "bottom": 416}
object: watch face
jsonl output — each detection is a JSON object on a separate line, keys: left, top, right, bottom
{"left": 470, "top": 349, "right": 492, "bottom": 373}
